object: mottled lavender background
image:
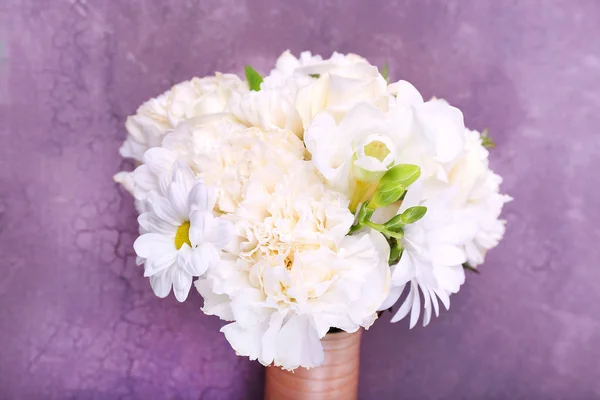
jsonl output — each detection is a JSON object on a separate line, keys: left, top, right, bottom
{"left": 1, "top": 1, "right": 599, "bottom": 399}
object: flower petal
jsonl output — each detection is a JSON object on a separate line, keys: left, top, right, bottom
{"left": 221, "top": 322, "right": 266, "bottom": 365}
{"left": 133, "top": 233, "right": 174, "bottom": 259}
{"left": 409, "top": 282, "right": 421, "bottom": 329}
{"left": 144, "top": 251, "right": 177, "bottom": 276}
{"left": 177, "top": 244, "right": 213, "bottom": 276}
{"left": 169, "top": 164, "right": 196, "bottom": 219}
{"left": 188, "top": 210, "right": 206, "bottom": 245}
{"left": 195, "top": 278, "right": 234, "bottom": 320}
{"left": 172, "top": 268, "right": 193, "bottom": 302}
{"left": 149, "top": 270, "right": 172, "bottom": 298}
{"left": 148, "top": 191, "right": 181, "bottom": 226}
{"left": 204, "top": 216, "right": 234, "bottom": 249}
{"left": 138, "top": 212, "right": 176, "bottom": 235}
{"left": 275, "top": 315, "right": 324, "bottom": 370}
{"left": 187, "top": 182, "right": 216, "bottom": 214}
{"left": 390, "top": 280, "right": 416, "bottom": 323}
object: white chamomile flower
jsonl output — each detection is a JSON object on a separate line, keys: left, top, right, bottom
{"left": 133, "top": 163, "right": 233, "bottom": 302}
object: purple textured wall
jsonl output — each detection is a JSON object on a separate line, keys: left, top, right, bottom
{"left": 1, "top": 1, "right": 599, "bottom": 399}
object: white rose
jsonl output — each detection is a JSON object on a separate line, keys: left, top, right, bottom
{"left": 119, "top": 73, "right": 247, "bottom": 162}
{"left": 295, "top": 52, "right": 388, "bottom": 126}
{"left": 166, "top": 74, "right": 247, "bottom": 126}
{"left": 230, "top": 51, "right": 388, "bottom": 139}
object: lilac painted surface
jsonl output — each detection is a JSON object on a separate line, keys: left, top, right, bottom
{"left": 1, "top": 1, "right": 599, "bottom": 399}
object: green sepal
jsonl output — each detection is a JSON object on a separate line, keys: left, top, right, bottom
{"left": 384, "top": 214, "right": 405, "bottom": 232}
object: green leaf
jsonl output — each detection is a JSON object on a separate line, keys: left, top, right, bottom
{"left": 309, "top": 73, "right": 320, "bottom": 78}
{"left": 380, "top": 62, "right": 389, "bottom": 83}
{"left": 380, "top": 164, "right": 421, "bottom": 188}
{"left": 384, "top": 214, "right": 405, "bottom": 231}
{"left": 481, "top": 128, "right": 495, "bottom": 149}
{"left": 401, "top": 206, "right": 427, "bottom": 224}
{"left": 245, "top": 65, "right": 263, "bottom": 91}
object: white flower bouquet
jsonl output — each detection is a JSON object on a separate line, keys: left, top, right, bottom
{"left": 115, "top": 51, "right": 510, "bottom": 373}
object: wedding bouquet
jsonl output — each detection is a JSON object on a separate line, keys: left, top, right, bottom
{"left": 115, "top": 51, "right": 510, "bottom": 371}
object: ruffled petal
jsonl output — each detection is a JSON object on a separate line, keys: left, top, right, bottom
{"left": 275, "top": 315, "right": 324, "bottom": 370}
{"left": 221, "top": 322, "right": 266, "bottom": 365}
{"left": 195, "top": 278, "right": 234, "bottom": 320}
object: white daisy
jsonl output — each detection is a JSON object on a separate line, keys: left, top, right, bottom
{"left": 133, "top": 163, "right": 233, "bottom": 302}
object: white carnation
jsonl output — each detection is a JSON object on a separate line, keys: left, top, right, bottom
{"left": 195, "top": 161, "right": 390, "bottom": 370}
{"left": 294, "top": 52, "right": 388, "bottom": 126}
{"left": 189, "top": 125, "right": 306, "bottom": 214}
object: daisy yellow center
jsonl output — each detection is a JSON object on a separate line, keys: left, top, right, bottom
{"left": 364, "top": 140, "right": 390, "bottom": 162}
{"left": 175, "top": 221, "right": 191, "bottom": 250}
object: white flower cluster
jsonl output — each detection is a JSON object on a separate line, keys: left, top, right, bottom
{"left": 115, "top": 50, "right": 510, "bottom": 370}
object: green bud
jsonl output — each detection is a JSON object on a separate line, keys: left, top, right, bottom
{"left": 245, "top": 65, "right": 263, "bottom": 91}
{"left": 380, "top": 164, "right": 421, "bottom": 187}
{"left": 400, "top": 206, "right": 427, "bottom": 224}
